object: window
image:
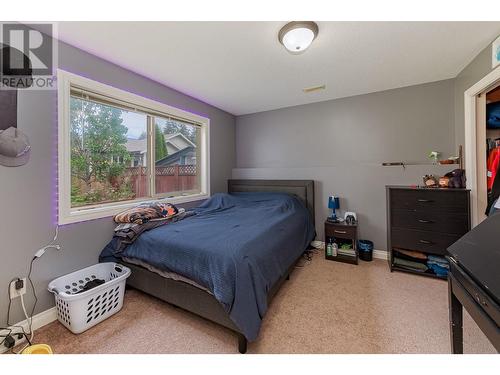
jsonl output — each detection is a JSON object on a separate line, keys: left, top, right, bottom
{"left": 70, "top": 97, "right": 149, "bottom": 207}
{"left": 57, "top": 70, "right": 210, "bottom": 224}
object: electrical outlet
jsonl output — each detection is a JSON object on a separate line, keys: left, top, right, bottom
{"left": 9, "top": 278, "right": 27, "bottom": 299}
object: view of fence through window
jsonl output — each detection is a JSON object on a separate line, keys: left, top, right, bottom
{"left": 154, "top": 117, "right": 201, "bottom": 196}
{"left": 70, "top": 95, "right": 200, "bottom": 208}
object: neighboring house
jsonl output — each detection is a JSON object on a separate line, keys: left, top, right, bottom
{"left": 123, "top": 133, "right": 196, "bottom": 167}
{"left": 124, "top": 138, "right": 147, "bottom": 167}
{"left": 164, "top": 133, "right": 196, "bottom": 155}
{"left": 155, "top": 146, "right": 196, "bottom": 167}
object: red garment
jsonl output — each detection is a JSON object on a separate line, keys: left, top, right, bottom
{"left": 487, "top": 147, "right": 500, "bottom": 190}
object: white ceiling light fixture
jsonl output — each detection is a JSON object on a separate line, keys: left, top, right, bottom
{"left": 278, "top": 21, "right": 319, "bottom": 54}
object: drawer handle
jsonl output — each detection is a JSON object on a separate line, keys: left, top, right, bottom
{"left": 475, "top": 293, "right": 481, "bottom": 304}
{"left": 334, "top": 230, "right": 347, "bottom": 234}
{"left": 418, "top": 219, "right": 433, "bottom": 224}
{"left": 419, "top": 239, "right": 434, "bottom": 245}
{"left": 473, "top": 293, "right": 488, "bottom": 307}
{"left": 417, "top": 199, "right": 433, "bottom": 203}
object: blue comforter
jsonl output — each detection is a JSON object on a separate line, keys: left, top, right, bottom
{"left": 100, "top": 192, "right": 315, "bottom": 340}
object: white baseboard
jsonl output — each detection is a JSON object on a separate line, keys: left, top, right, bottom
{"left": 0, "top": 306, "right": 57, "bottom": 354}
{"left": 372, "top": 249, "right": 389, "bottom": 260}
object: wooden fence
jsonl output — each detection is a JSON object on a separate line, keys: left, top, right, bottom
{"left": 123, "top": 165, "right": 197, "bottom": 197}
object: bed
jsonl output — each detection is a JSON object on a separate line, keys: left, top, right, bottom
{"left": 99, "top": 179, "right": 315, "bottom": 353}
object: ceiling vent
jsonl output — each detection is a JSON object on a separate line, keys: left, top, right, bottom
{"left": 302, "top": 84, "right": 326, "bottom": 93}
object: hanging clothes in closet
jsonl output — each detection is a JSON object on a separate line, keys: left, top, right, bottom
{"left": 487, "top": 145, "right": 500, "bottom": 190}
{"left": 486, "top": 96, "right": 500, "bottom": 191}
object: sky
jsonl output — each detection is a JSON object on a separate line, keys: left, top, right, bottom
{"left": 71, "top": 97, "right": 178, "bottom": 140}
{"left": 122, "top": 111, "right": 147, "bottom": 139}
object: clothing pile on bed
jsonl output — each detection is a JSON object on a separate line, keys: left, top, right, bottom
{"left": 393, "top": 249, "right": 449, "bottom": 276}
{"left": 114, "top": 201, "right": 179, "bottom": 224}
{"left": 112, "top": 202, "right": 193, "bottom": 254}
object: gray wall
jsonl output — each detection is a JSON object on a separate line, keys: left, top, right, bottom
{"left": 0, "top": 40, "right": 235, "bottom": 325}
{"left": 454, "top": 44, "right": 495, "bottom": 149}
{"left": 234, "top": 79, "right": 457, "bottom": 249}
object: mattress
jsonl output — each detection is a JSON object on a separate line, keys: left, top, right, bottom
{"left": 100, "top": 192, "right": 315, "bottom": 340}
{"left": 121, "top": 256, "right": 211, "bottom": 294}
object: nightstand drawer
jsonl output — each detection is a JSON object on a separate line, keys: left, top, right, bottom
{"left": 325, "top": 224, "right": 356, "bottom": 239}
{"left": 391, "top": 228, "right": 461, "bottom": 255}
{"left": 390, "top": 189, "right": 468, "bottom": 213}
{"left": 391, "top": 209, "right": 469, "bottom": 235}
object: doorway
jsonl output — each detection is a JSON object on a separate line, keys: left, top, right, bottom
{"left": 464, "top": 67, "right": 500, "bottom": 227}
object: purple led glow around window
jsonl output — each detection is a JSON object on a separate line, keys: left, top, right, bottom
{"left": 54, "top": 68, "right": 211, "bottom": 226}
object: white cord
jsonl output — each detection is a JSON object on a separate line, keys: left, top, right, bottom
{"left": 51, "top": 225, "right": 59, "bottom": 243}
{"left": 13, "top": 294, "right": 34, "bottom": 354}
{"left": 20, "top": 294, "right": 33, "bottom": 338}
{"left": 12, "top": 226, "right": 59, "bottom": 354}
{"left": 34, "top": 226, "right": 61, "bottom": 258}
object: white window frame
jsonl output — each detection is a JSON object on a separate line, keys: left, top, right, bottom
{"left": 57, "top": 69, "right": 210, "bottom": 225}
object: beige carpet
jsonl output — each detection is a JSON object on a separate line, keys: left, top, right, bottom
{"left": 32, "top": 256, "right": 496, "bottom": 354}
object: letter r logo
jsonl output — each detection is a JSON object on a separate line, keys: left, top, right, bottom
{"left": 8, "top": 29, "right": 47, "bottom": 69}
{"left": 1, "top": 23, "right": 53, "bottom": 76}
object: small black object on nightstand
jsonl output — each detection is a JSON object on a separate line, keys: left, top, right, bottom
{"left": 324, "top": 220, "right": 358, "bottom": 265}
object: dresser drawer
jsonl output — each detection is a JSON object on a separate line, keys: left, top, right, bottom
{"left": 391, "top": 209, "right": 469, "bottom": 235}
{"left": 325, "top": 224, "right": 356, "bottom": 239}
{"left": 391, "top": 228, "right": 462, "bottom": 255}
{"left": 390, "top": 189, "right": 468, "bottom": 213}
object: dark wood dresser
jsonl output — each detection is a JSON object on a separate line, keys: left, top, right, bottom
{"left": 386, "top": 186, "right": 471, "bottom": 279}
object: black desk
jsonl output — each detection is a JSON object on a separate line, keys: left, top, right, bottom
{"left": 447, "top": 214, "right": 500, "bottom": 353}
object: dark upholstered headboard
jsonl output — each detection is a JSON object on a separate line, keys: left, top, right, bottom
{"left": 227, "top": 179, "right": 315, "bottom": 226}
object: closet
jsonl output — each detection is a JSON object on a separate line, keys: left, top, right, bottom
{"left": 485, "top": 85, "right": 500, "bottom": 216}
{"left": 464, "top": 68, "right": 500, "bottom": 227}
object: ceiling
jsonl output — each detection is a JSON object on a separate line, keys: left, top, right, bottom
{"left": 56, "top": 22, "right": 500, "bottom": 116}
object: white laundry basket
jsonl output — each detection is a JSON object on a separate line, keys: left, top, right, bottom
{"left": 48, "top": 263, "right": 131, "bottom": 334}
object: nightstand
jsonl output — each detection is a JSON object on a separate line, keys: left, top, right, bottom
{"left": 324, "top": 220, "right": 358, "bottom": 265}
